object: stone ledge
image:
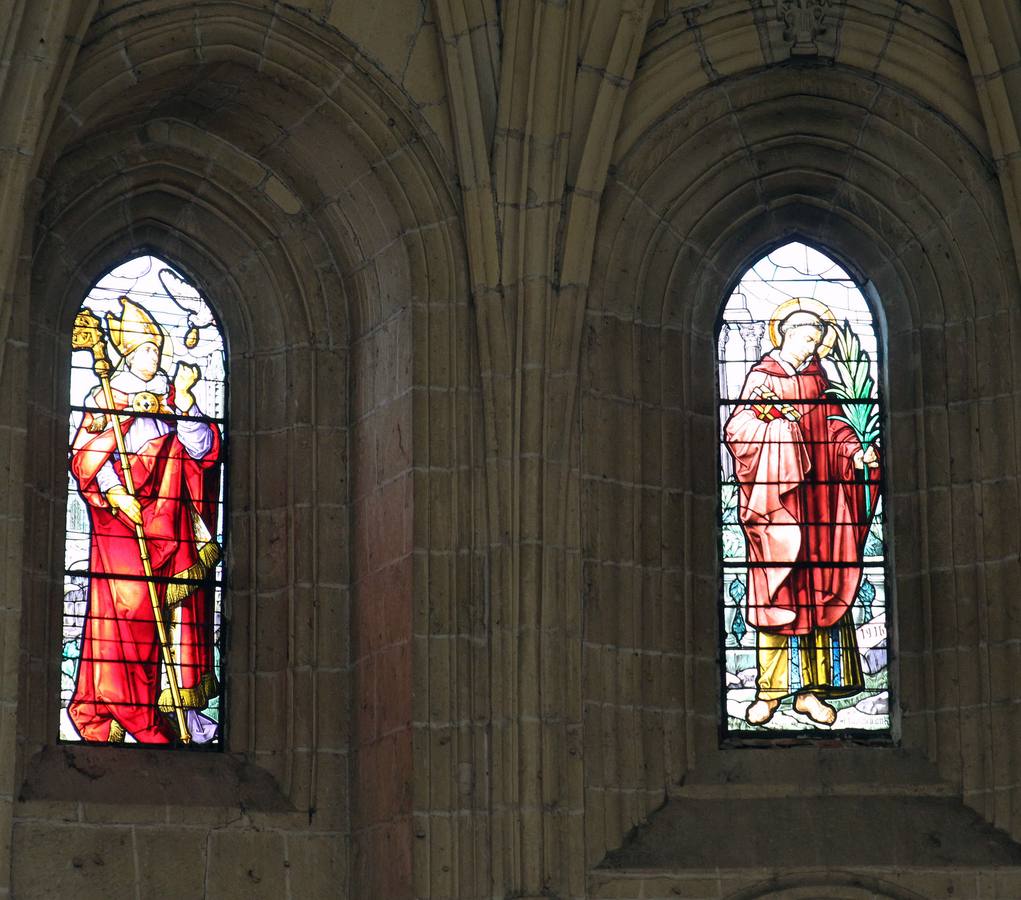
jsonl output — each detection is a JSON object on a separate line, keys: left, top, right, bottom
{"left": 18, "top": 745, "right": 295, "bottom": 820}
{"left": 672, "top": 746, "right": 955, "bottom": 799}
{"left": 588, "top": 866, "right": 1021, "bottom": 900}
{"left": 596, "top": 795, "right": 1021, "bottom": 872}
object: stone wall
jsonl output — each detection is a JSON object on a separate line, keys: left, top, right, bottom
{"left": 0, "top": 0, "right": 1019, "bottom": 897}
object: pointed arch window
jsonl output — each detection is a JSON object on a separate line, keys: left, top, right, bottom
{"left": 63, "top": 255, "right": 227, "bottom": 746}
{"left": 718, "top": 242, "right": 889, "bottom": 735}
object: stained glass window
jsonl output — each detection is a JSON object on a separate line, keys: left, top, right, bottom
{"left": 62, "top": 255, "right": 226, "bottom": 746}
{"left": 718, "top": 242, "right": 889, "bottom": 735}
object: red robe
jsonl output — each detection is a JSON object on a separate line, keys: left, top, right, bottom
{"left": 724, "top": 353, "right": 879, "bottom": 636}
{"left": 68, "top": 386, "right": 221, "bottom": 743}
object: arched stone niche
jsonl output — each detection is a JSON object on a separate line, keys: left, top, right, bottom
{"left": 580, "top": 60, "right": 1021, "bottom": 876}
{"left": 13, "top": 4, "right": 477, "bottom": 898}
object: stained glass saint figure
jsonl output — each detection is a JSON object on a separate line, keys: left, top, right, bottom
{"left": 63, "top": 256, "right": 226, "bottom": 745}
{"left": 719, "top": 243, "right": 889, "bottom": 734}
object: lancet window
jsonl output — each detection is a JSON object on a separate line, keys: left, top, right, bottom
{"left": 62, "top": 255, "right": 227, "bottom": 746}
{"left": 718, "top": 242, "right": 890, "bottom": 735}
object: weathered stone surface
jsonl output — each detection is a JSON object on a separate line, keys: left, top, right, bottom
{"left": 134, "top": 827, "right": 209, "bottom": 899}
{"left": 12, "top": 823, "right": 135, "bottom": 900}
{"left": 2, "top": 1, "right": 1021, "bottom": 898}
{"left": 206, "top": 830, "right": 287, "bottom": 900}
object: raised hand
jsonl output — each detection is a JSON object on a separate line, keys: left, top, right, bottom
{"left": 173, "top": 361, "right": 201, "bottom": 412}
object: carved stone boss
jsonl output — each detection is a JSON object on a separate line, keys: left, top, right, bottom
{"left": 777, "top": 0, "right": 832, "bottom": 57}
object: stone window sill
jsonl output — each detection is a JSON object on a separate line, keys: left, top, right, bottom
{"left": 17, "top": 745, "right": 296, "bottom": 822}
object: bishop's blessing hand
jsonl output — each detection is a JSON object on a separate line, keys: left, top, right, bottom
{"left": 173, "top": 362, "right": 201, "bottom": 413}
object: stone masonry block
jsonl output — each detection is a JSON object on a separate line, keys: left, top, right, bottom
{"left": 206, "top": 829, "right": 287, "bottom": 900}
{"left": 12, "top": 823, "right": 135, "bottom": 900}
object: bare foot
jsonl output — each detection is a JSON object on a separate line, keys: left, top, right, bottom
{"left": 745, "top": 698, "right": 780, "bottom": 726}
{"left": 793, "top": 693, "right": 837, "bottom": 726}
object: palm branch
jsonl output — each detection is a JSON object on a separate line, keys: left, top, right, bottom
{"left": 825, "top": 319, "right": 880, "bottom": 517}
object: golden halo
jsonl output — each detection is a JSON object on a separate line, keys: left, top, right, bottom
{"left": 768, "top": 297, "right": 838, "bottom": 358}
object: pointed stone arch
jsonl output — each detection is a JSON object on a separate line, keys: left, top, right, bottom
{"left": 581, "top": 60, "right": 1021, "bottom": 873}
{"left": 14, "top": 4, "right": 480, "bottom": 897}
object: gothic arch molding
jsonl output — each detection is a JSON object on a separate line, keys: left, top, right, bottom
{"left": 16, "top": 6, "right": 479, "bottom": 898}
{"left": 41, "top": 0, "right": 465, "bottom": 340}
{"left": 580, "top": 61, "right": 1021, "bottom": 870}
{"left": 22, "top": 164, "right": 349, "bottom": 798}
{"left": 622, "top": 0, "right": 986, "bottom": 162}
{"left": 33, "top": 146, "right": 328, "bottom": 351}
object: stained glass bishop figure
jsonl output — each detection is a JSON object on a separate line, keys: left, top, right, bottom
{"left": 67, "top": 295, "right": 223, "bottom": 743}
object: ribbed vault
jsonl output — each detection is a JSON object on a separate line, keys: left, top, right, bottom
{"left": 624, "top": 0, "right": 986, "bottom": 159}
